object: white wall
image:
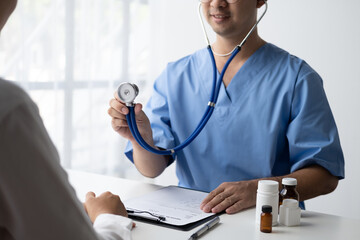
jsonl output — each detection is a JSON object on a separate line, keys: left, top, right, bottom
{"left": 148, "top": 0, "right": 360, "bottom": 220}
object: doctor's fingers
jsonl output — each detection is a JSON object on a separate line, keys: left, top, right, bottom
{"left": 219, "top": 181, "right": 257, "bottom": 214}
{"left": 108, "top": 107, "right": 128, "bottom": 120}
{"left": 200, "top": 182, "right": 229, "bottom": 210}
{"left": 203, "top": 194, "right": 238, "bottom": 214}
{"left": 110, "top": 111, "right": 149, "bottom": 132}
{"left": 111, "top": 118, "right": 130, "bottom": 130}
{"left": 109, "top": 98, "right": 144, "bottom": 115}
{"left": 209, "top": 193, "right": 249, "bottom": 214}
{"left": 225, "top": 198, "right": 252, "bottom": 214}
{"left": 109, "top": 98, "right": 129, "bottom": 115}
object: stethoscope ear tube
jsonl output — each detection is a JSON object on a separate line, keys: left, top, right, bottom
{"left": 198, "top": 1, "right": 268, "bottom": 57}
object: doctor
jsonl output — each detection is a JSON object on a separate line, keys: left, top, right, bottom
{"left": 108, "top": 0, "right": 344, "bottom": 214}
{"left": 0, "top": 0, "right": 133, "bottom": 239}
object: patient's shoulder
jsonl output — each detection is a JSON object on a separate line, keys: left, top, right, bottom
{"left": 0, "top": 78, "right": 34, "bottom": 121}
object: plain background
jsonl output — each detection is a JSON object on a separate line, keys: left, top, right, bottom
{"left": 146, "top": 0, "right": 360, "bottom": 220}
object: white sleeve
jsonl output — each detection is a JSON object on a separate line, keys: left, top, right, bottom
{"left": 94, "top": 214, "right": 133, "bottom": 240}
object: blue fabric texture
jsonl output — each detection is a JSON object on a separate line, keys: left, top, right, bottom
{"left": 125, "top": 43, "right": 344, "bottom": 194}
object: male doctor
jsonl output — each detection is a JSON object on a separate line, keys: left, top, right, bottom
{"left": 108, "top": 0, "right": 344, "bottom": 214}
{"left": 0, "top": 0, "right": 133, "bottom": 239}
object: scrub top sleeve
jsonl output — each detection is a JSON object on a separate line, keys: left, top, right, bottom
{"left": 286, "top": 65, "right": 344, "bottom": 179}
{"left": 124, "top": 67, "right": 176, "bottom": 165}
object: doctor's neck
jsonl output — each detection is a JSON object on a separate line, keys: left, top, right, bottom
{"left": 212, "top": 30, "right": 266, "bottom": 59}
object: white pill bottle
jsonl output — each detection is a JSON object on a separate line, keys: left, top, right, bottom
{"left": 255, "top": 180, "right": 279, "bottom": 226}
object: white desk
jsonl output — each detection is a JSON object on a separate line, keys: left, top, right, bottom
{"left": 68, "top": 170, "right": 360, "bottom": 240}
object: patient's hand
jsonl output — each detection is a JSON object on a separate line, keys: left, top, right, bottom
{"left": 84, "top": 191, "right": 128, "bottom": 223}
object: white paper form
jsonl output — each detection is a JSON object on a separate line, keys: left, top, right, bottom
{"left": 124, "top": 186, "right": 215, "bottom": 226}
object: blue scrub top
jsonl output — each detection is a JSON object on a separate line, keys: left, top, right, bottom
{"left": 125, "top": 43, "right": 344, "bottom": 193}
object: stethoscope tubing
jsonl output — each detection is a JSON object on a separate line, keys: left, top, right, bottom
{"left": 126, "top": 46, "right": 240, "bottom": 155}
{"left": 125, "top": 1, "right": 267, "bottom": 155}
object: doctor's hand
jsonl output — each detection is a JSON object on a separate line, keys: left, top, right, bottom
{"left": 84, "top": 191, "right": 128, "bottom": 223}
{"left": 200, "top": 180, "right": 258, "bottom": 214}
{"left": 108, "top": 92, "right": 153, "bottom": 144}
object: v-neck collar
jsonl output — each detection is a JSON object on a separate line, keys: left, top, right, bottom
{"left": 195, "top": 43, "right": 271, "bottom": 108}
{"left": 218, "top": 43, "right": 269, "bottom": 104}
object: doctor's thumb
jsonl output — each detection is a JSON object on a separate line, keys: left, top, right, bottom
{"left": 134, "top": 103, "right": 143, "bottom": 115}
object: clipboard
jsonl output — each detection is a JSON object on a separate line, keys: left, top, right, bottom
{"left": 123, "top": 186, "right": 218, "bottom": 231}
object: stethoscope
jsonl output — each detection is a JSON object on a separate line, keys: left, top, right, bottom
{"left": 117, "top": 1, "right": 268, "bottom": 155}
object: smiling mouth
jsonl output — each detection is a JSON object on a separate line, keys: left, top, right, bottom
{"left": 209, "top": 13, "right": 231, "bottom": 22}
{"left": 211, "top": 14, "right": 230, "bottom": 19}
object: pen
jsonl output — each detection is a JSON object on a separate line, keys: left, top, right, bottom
{"left": 188, "top": 216, "right": 220, "bottom": 240}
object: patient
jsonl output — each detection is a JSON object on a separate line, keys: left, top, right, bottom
{"left": 0, "top": 1, "right": 133, "bottom": 239}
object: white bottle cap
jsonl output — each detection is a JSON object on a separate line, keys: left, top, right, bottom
{"left": 282, "top": 199, "right": 299, "bottom": 208}
{"left": 258, "top": 180, "right": 279, "bottom": 193}
{"left": 282, "top": 177, "right": 297, "bottom": 186}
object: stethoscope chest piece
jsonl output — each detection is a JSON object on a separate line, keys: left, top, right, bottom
{"left": 118, "top": 82, "right": 139, "bottom": 106}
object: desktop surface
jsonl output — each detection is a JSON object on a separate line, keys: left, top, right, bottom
{"left": 68, "top": 170, "right": 360, "bottom": 240}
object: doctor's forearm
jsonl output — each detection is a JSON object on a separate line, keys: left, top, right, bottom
{"left": 201, "top": 165, "right": 339, "bottom": 215}
{"left": 262, "top": 165, "right": 339, "bottom": 201}
{"left": 132, "top": 141, "right": 170, "bottom": 178}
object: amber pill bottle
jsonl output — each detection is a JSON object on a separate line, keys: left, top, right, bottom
{"left": 279, "top": 178, "right": 299, "bottom": 206}
{"left": 260, "top": 205, "right": 272, "bottom": 233}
